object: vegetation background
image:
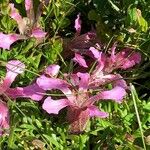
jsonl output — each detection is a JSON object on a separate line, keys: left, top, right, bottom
{"left": 0, "top": 0, "right": 150, "bottom": 149}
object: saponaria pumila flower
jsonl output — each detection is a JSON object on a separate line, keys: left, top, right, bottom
{"left": 36, "top": 65, "right": 126, "bottom": 133}
{"left": 0, "top": 0, "right": 47, "bottom": 50}
{"left": 0, "top": 60, "right": 44, "bottom": 135}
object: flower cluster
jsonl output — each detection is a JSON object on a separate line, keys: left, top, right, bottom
{"left": 37, "top": 45, "right": 141, "bottom": 133}
{"left": 0, "top": 14, "right": 141, "bottom": 135}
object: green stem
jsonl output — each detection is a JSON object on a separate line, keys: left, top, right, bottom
{"left": 130, "top": 84, "right": 146, "bottom": 150}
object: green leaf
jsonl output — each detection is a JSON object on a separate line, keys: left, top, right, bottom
{"left": 15, "top": 0, "right": 23, "bottom": 4}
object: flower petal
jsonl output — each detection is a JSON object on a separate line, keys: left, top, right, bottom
{"left": 0, "top": 33, "right": 22, "bottom": 50}
{"left": 22, "top": 83, "right": 44, "bottom": 101}
{"left": 37, "top": 75, "right": 69, "bottom": 91}
{"left": 6, "top": 83, "right": 44, "bottom": 101}
{"left": 88, "top": 86, "right": 126, "bottom": 104}
{"left": 37, "top": 75, "right": 75, "bottom": 102}
{"left": 0, "top": 102, "right": 9, "bottom": 136}
{"left": 5, "top": 87, "right": 23, "bottom": 99}
{"left": 9, "top": 4, "right": 26, "bottom": 34}
{"left": 88, "top": 106, "right": 109, "bottom": 118}
{"left": 1, "top": 60, "right": 25, "bottom": 93}
{"left": 42, "top": 97, "right": 71, "bottom": 114}
{"left": 98, "top": 86, "right": 126, "bottom": 103}
{"left": 9, "top": 4, "right": 22, "bottom": 22}
{"left": 119, "top": 49, "right": 141, "bottom": 69}
{"left": 68, "top": 74, "right": 79, "bottom": 87}
{"left": 74, "top": 14, "right": 81, "bottom": 35}
{"left": 6, "top": 60, "right": 25, "bottom": 75}
{"left": 45, "top": 64, "right": 60, "bottom": 77}
{"left": 25, "top": 0, "right": 32, "bottom": 11}
{"left": 112, "top": 74, "right": 128, "bottom": 89}
{"left": 77, "top": 72, "right": 89, "bottom": 91}
{"left": 31, "top": 28, "right": 47, "bottom": 39}
{"left": 73, "top": 53, "right": 88, "bottom": 68}
{"left": 89, "top": 47, "right": 101, "bottom": 59}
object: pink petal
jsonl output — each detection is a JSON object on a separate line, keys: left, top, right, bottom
{"left": 0, "top": 33, "right": 21, "bottom": 50}
{"left": 7, "top": 83, "right": 44, "bottom": 101}
{"left": 9, "top": 4, "right": 22, "bottom": 22}
{"left": 25, "top": 0, "right": 32, "bottom": 11}
{"left": 5, "top": 87, "right": 23, "bottom": 98}
{"left": 88, "top": 86, "right": 126, "bottom": 104}
{"left": 74, "top": 14, "right": 82, "bottom": 35}
{"left": 9, "top": 4, "right": 26, "bottom": 34}
{"left": 22, "top": 83, "right": 44, "bottom": 101}
{"left": 69, "top": 74, "right": 79, "bottom": 87}
{"left": 89, "top": 47, "right": 101, "bottom": 59}
{"left": 1, "top": 60, "right": 25, "bottom": 93}
{"left": 113, "top": 74, "right": 128, "bottom": 89}
{"left": 42, "top": 97, "right": 71, "bottom": 114}
{"left": 89, "top": 73, "right": 116, "bottom": 89}
{"left": 6, "top": 60, "right": 25, "bottom": 74}
{"left": 37, "top": 75, "right": 69, "bottom": 91}
{"left": 88, "top": 106, "right": 109, "bottom": 118}
{"left": 31, "top": 28, "right": 47, "bottom": 39}
{"left": 37, "top": 75, "right": 75, "bottom": 102}
{"left": 77, "top": 72, "right": 89, "bottom": 91}
{"left": 45, "top": 64, "right": 60, "bottom": 77}
{"left": 92, "top": 52, "right": 105, "bottom": 74}
{"left": 114, "top": 49, "right": 141, "bottom": 69}
{"left": 0, "top": 102, "right": 9, "bottom": 136}
{"left": 73, "top": 53, "right": 88, "bottom": 68}
{"left": 98, "top": 86, "right": 126, "bottom": 103}
{"left": 121, "top": 50, "right": 141, "bottom": 69}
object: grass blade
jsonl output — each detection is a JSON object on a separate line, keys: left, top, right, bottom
{"left": 130, "top": 83, "right": 146, "bottom": 150}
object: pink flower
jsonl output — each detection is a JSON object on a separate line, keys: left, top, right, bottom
{"left": 73, "top": 44, "right": 141, "bottom": 73}
{"left": 0, "top": 60, "right": 46, "bottom": 136}
{"left": 0, "top": 60, "right": 44, "bottom": 101}
{"left": 103, "top": 43, "right": 142, "bottom": 72}
{"left": 0, "top": 1, "right": 46, "bottom": 50}
{"left": 37, "top": 71, "right": 126, "bottom": 133}
{"left": 9, "top": 1, "right": 46, "bottom": 38}
{"left": 0, "top": 101, "right": 9, "bottom": 136}
{"left": 67, "top": 14, "right": 100, "bottom": 54}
